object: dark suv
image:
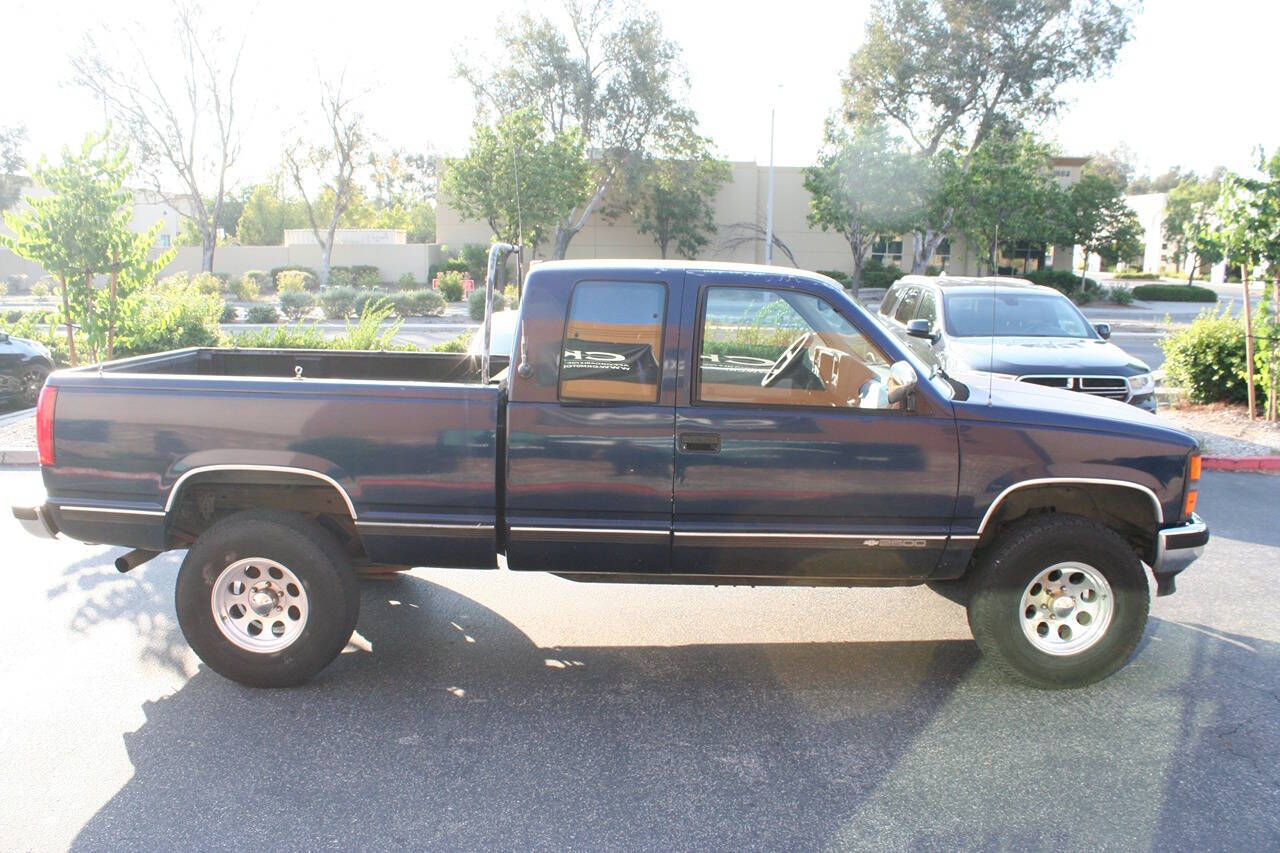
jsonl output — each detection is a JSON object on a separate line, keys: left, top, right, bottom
{"left": 0, "top": 331, "right": 53, "bottom": 408}
{"left": 878, "top": 275, "right": 1157, "bottom": 412}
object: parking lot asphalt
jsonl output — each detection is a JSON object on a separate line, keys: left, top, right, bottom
{"left": 0, "top": 468, "right": 1276, "bottom": 851}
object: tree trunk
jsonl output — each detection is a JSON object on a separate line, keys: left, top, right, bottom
{"left": 551, "top": 226, "right": 574, "bottom": 261}
{"left": 1080, "top": 253, "right": 1089, "bottom": 291}
{"left": 1264, "top": 277, "right": 1274, "bottom": 420}
{"left": 319, "top": 240, "right": 333, "bottom": 288}
{"left": 59, "top": 275, "right": 77, "bottom": 367}
{"left": 1187, "top": 256, "right": 1196, "bottom": 286}
{"left": 914, "top": 229, "right": 946, "bottom": 274}
{"left": 107, "top": 263, "right": 118, "bottom": 362}
{"left": 82, "top": 271, "right": 98, "bottom": 363}
{"left": 202, "top": 229, "right": 216, "bottom": 272}
{"left": 851, "top": 252, "right": 865, "bottom": 295}
{"left": 1242, "top": 263, "right": 1256, "bottom": 420}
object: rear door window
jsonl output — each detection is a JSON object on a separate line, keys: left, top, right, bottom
{"left": 558, "top": 281, "right": 667, "bottom": 403}
{"left": 893, "top": 287, "right": 921, "bottom": 324}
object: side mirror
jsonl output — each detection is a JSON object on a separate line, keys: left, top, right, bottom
{"left": 906, "top": 318, "right": 939, "bottom": 342}
{"left": 886, "top": 360, "right": 918, "bottom": 406}
{"left": 1094, "top": 322, "right": 1111, "bottom": 340}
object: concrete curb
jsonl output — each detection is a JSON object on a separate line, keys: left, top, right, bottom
{"left": 0, "top": 449, "right": 36, "bottom": 465}
{"left": 0, "top": 407, "right": 35, "bottom": 428}
{"left": 1202, "top": 456, "right": 1280, "bottom": 472}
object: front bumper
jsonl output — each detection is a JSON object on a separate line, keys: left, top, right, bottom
{"left": 1151, "top": 512, "right": 1208, "bottom": 595}
{"left": 12, "top": 504, "right": 59, "bottom": 539}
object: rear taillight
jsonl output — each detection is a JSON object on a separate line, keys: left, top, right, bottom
{"left": 1184, "top": 453, "right": 1201, "bottom": 518}
{"left": 36, "top": 385, "right": 56, "bottom": 467}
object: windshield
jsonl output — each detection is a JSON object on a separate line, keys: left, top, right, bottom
{"left": 943, "top": 291, "right": 1097, "bottom": 339}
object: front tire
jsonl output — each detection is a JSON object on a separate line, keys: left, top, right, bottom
{"left": 175, "top": 510, "right": 360, "bottom": 687}
{"left": 967, "top": 515, "right": 1149, "bottom": 688}
{"left": 18, "top": 363, "right": 49, "bottom": 407}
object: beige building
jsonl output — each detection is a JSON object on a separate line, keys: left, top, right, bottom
{"left": 437, "top": 157, "right": 1085, "bottom": 279}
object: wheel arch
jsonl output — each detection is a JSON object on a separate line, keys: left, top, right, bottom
{"left": 976, "top": 478, "right": 1163, "bottom": 562}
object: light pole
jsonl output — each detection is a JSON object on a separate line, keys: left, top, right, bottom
{"left": 764, "top": 105, "right": 776, "bottom": 265}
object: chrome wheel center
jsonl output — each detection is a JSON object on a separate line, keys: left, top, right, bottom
{"left": 1019, "top": 562, "right": 1114, "bottom": 656}
{"left": 211, "top": 558, "right": 309, "bottom": 653}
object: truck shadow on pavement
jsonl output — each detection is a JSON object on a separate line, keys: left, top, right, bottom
{"left": 69, "top": 572, "right": 1279, "bottom": 851}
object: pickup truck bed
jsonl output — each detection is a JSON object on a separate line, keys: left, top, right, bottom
{"left": 40, "top": 347, "right": 508, "bottom": 568}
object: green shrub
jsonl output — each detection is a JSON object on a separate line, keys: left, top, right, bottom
{"left": 924, "top": 265, "right": 942, "bottom": 276}
{"left": 860, "top": 258, "right": 906, "bottom": 290}
{"left": 275, "top": 270, "right": 309, "bottom": 294}
{"left": 1108, "top": 285, "right": 1134, "bottom": 306}
{"left": 6, "top": 274, "right": 28, "bottom": 293}
{"left": 230, "top": 277, "right": 259, "bottom": 301}
{"left": 352, "top": 265, "right": 380, "bottom": 288}
{"left": 1071, "top": 278, "right": 1105, "bottom": 306}
{"left": 1022, "top": 269, "right": 1098, "bottom": 296}
{"left": 242, "top": 270, "right": 270, "bottom": 292}
{"left": 192, "top": 271, "right": 225, "bottom": 296}
{"left": 269, "top": 266, "right": 317, "bottom": 291}
{"left": 468, "top": 288, "right": 506, "bottom": 321}
{"left": 1, "top": 308, "right": 76, "bottom": 365}
{"left": 398, "top": 272, "right": 418, "bottom": 289}
{"left": 31, "top": 280, "right": 51, "bottom": 298}
{"left": 327, "top": 266, "right": 354, "bottom": 287}
{"left": 117, "top": 275, "right": 225, "bottom": 356}
{"left": 0, "top": 281, "right": 7, "bottom": 297}
{"left": 3, "top": 309, "right": 25, "bottom": 323}
{"left": 1130, "top": 284, "right": 1218, "bottom": 302}
{"left": 461, "top": 244, "right": 489, "bottom": 278}
{"left": 245, "top": 304, "right": 280, "bottom": 324}
{"left": 220, "top": 304, "right": 239, "bottom": 323}
{"left": 354, "top": 291, "right": 390, "bottom": 317}
{"left": 1160, "top": 307, "right": 1249, "bottom": 404}
{"left": 816, "top": 269, "right": 851, "bottom": 287}
{"left": 437, "top": 271, "right": 465, "bottom": 302}
{"left": 432, "top": 331, "right": 473, "bottom": 352}
{"left": 279, "top": 290, "right": 316, "bottom": 321}
{"left": 320, "top": 286, "right": 357, "bottom": 319}
{"left": 391, "top": 289, "right": 446, "bottom": 318}
{"left": 232, "top": 323, "right": 328, "bottom": 349}
{"left": 502, "top": 284, "right": 519, "bottom": 308}
{"left": 1114, "top": 271, "right": 1160, "bottom": 280}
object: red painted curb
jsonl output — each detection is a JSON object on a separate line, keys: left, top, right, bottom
{"left": 1202, "top": 456, "right": 1280, "bottom": 471}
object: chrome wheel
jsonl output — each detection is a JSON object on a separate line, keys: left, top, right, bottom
{"left": 1019, "top": 561, "right": 1114, "bottom": 656}
{"left": 19, "top": 367, "right": 48, "bottom": 407}
{"left": 210, "top": 558, "right": 308, "bottom": 653}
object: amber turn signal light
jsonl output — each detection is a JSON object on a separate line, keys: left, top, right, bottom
{"left": 1188, "top": 454, "right": 1202, "bottom": 482}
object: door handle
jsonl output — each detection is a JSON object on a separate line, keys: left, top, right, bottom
{"left": 680, "top": 432, "right": 721, "bottom": 452}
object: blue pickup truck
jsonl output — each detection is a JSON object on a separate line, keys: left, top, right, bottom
{"left": 14, "top": 258, "right": 1208, "bottom": 689}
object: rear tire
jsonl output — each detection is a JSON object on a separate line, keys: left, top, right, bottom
{"left": 967, "top": 514, "right": 1149, "bottom": 689}
{"left": 175, "top": 510, "right": 359, "bottom": 687}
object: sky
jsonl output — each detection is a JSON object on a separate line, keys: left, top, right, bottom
{"left": 6, "top": 0, "right": 1280, "bottom": 186}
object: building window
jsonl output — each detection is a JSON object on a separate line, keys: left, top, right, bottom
{"left": 156, "top": 234, "right": 172, "bottom": 249}
{"left": 558, "top": 281, "right": 666, "bottom": 403}
{"left": 871, "top": 236, "right": 904, "bottom": 266}
{"left": 931, "top": 239, "right": 950, "bottom": 270}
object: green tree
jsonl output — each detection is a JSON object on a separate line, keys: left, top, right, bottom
{"left": 236, "top": 179, "right": 309, "bottom": 245}
{"left": 1, "top": 133, "right": 173, "bottom": 364}
{"left": 71, "top": 2, "right": 243, "bottom": 272}
{"left": 1213, "top": 169, "right": 1272, "bottom": 418}
{"left": 1065, "top": 173, "right": 1143, "bottom": 280}
{"left": 459, "top": 0, "right": 697, "bottom": 258}
{"left": 1163, "top": 176, "right": 1224, "bottom": 283}
{"left": 625, "top": 137, "right": 730, "bottom": 260}
{"left": 844, "top": 0, "right": 1138, "bottom": 271}
{"left": 1, "top": 125, "right": 26, "bottom": 211}
{"left": 804, "top": 121, "right": 927, "bottom": 291}
{"left": 441, "top": 108, "right": 592, "bottom": 252}
{"left": 285, "top": 78, "right": 368, "bottom": 287}
{"left": 1083, "top": 144, "right": 1137, "bottom": 191}
{"left": 951, "top": 129, "right": 1062, "bottom": 275}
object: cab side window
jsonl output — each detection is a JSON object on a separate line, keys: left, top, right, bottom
{"left": 879, "top": 286, "right": 901, "bottom": 316}
{"left": 558, "top": 281, "right": 667, "bottom": 403}
{"left": 697, "top": 286, "right": 895, "bottom": 409}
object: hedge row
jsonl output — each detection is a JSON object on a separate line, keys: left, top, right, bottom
{"left": 1130, "top": 284, "right": 1218, "bottom": 302}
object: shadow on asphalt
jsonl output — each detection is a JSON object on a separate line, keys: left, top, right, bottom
{"left": 64, "top": 570, "right": 1279, "bottom": 850}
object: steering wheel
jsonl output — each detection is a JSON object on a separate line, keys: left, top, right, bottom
{"left": 760, "top": 332, "right": 812, "bottom": 388}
